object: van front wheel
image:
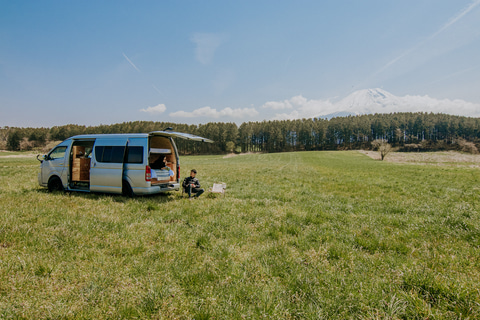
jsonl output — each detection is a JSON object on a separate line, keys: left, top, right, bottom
{"left": 122, "top": 181, "right": 134, "bottom": 197}
{"left": 48, "top": 176, "right": 64, "bottom": 193}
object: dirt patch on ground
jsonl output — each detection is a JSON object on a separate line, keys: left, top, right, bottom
{"left": 358, "top": 150, "right": 480, "bottom": 168}
{"left": 223, "top": 152, "right": 261, "bottom": 159}
{"left": 0, "top": 152, "right": 37, "bottom": 159}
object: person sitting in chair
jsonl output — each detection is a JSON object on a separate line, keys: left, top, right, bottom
{"left": 182, "top": 169, "right": 204, "bottom": 199}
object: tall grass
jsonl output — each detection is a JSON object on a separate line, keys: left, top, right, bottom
{"left": 0, "top": 151, "right": 479, "bottom": 319}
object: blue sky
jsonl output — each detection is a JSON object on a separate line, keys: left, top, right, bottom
{"left": 1, "top": 0, "right": 480, "bottom": 127}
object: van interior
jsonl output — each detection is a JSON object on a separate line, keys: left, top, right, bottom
{"left": 149, "top": 136, "right": 177, "bottom": 185}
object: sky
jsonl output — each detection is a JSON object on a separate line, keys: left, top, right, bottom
{"left": 1, "top": 0, "right": 480, "bottom": 127}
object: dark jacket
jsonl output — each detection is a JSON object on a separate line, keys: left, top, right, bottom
{"left": 183, "top": 176, "right": 201, "bottom": 190}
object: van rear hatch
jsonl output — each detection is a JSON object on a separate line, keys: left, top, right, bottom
{"left": 149, "top": 131, "right": 214, "bottom": 143}
{"left": 148, "top": 130, "right": 213, "bottom": 186}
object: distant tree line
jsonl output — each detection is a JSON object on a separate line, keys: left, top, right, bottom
{"left": 1, "top": 112, "right": 479, "bottom": 154}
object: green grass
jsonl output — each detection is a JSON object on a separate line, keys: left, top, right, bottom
{"left": 0, "top": 151, "right": 479, "bottom": 319}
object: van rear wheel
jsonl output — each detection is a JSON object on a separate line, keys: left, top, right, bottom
{"left": 122, "top": 180, "right": 134, "bottom": 197}
{"left": 48, "top": 176, "right": 64, "bottom": 193}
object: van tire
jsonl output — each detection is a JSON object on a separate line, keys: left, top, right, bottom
{"left": 48, "top": 176, "right": 64, "bottom": 193}
{"left": 122, "top": 180, "right": 134, "bottom": 197}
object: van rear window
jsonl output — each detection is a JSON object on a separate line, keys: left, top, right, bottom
{"left": 95, "top": 146, "right": 125, "bottom": 163}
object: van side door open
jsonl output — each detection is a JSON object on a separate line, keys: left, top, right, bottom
{"left": 90, "top": 138, "right": 128, "bottom": 194}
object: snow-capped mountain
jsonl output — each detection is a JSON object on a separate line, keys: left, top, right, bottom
{"left": 266, "top": 88, "right": 480, "bottom": 121}
{"left": 330, "top": 88, "right": 480, "bottom": 117}
{"left": 335, "top": 88, "right": 401, "bottom": 115}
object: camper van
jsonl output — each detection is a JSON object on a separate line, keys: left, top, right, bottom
{"left": 37, "top": 131, "right": 213, "bottom": 196}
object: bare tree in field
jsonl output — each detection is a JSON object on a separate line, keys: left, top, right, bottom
{"left": 372, "top": 139, "right": 392, "bottom": 161}
{"left": 226, "top": 141, "right": 235, "bottom": 153}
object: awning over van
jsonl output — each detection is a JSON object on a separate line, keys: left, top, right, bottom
{"left": 149, "top": 131, "right": 214, "bottom": 143}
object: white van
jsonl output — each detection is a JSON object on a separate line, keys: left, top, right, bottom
{"left": 37, "top": 130, "right": 213, "bottom": 196}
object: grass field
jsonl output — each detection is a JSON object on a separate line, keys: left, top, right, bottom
{"left": 0, "top": 151, "right": 479, "bottom": 319}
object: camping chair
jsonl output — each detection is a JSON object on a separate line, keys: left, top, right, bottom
{"left": 209, "top": 183, "right": 227, "bottom": 197}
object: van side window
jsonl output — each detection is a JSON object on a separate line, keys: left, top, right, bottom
{"left": 48, "top": 146, "right": 67, "bottom": 160}
{"left": 95, "top": 146, "right": 125, "bottom": 163}
{"left": 126, "top": 146, "right": 143, "bottom": 164}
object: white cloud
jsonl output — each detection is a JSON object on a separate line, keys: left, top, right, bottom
{"left": 191, "top": 32, "right": 225, "bottom": 65}
{"left": 170, "top": 106, "right": 259, "bottom": 119}
{"left": 140, "top": 104, "right": 167, "bottom": 114}
{"left": 265, "top": 89, "right": 480, "bottom": 121}
{"left": 263, "top": 95, "right": 336, "bottom": 120}
{"left": 290, "top": 95, "right": 309, "bottom": 106}
{"left": 262, "top": 100, "right": 293, "bottom": 110}
{"left": 400, "top": 95, "right": 480, "bottom": 117}
{"left": 271, "top": 110, "right": 301, "bottom": 121}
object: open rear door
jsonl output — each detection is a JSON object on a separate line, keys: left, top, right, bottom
{"left": 149, "top": 131, "right": 214, "bottom": 143}
{"left": 149, "top": 130, "right": 213, "bottom": 184}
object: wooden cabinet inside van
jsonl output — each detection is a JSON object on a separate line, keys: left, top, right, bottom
{"left": 71, "top": 146, "right": 90, "bottom": 181}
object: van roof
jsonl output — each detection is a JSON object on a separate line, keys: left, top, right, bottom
{"left": 70, "top": 133, "right": 149, "bottom": 140}
{"left": 69, "top": 131, "right": 214, "bottom": 143}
